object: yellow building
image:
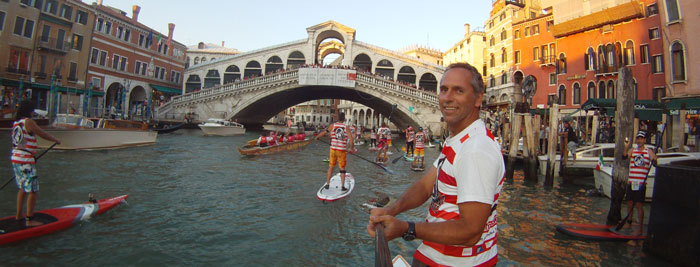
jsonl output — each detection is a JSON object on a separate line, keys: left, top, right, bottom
{"left": 400, "top": 45, "right": 443, "bottom": 66}
{"left": 443, "top": 24, "right": 487, "bottom": 72}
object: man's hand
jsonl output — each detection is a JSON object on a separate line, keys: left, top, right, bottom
{"left": 367, "top": 208, "right": 408, "bottom": 241}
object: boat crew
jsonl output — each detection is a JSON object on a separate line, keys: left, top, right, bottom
{"left": 11, "top": 100, "right": 61, "bottom": 227}
{"left": 315, "top": 112, "right": 354, "bottom": 191}
{"left": 287, "top": 134, "right": 295, "bottom": 143}
{"left": 623, "top": 131, "right": 657, "bottom": 235}
{"left": 405, "top": 126, "right": 415, "bottom": 157}
{"left": 257, "top": 132, "right": 269, "bottom": 147}
{"left": 376, "top": 123, "right": 390, "bottom": 163}
{"left": 413, "top": 127, "right": 426, "bottom": 169}
{"left": 268, "top": 131, "right": 277, "bottom": 146}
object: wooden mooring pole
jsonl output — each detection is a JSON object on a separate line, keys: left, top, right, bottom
{"left": 606, "top": 67, "right": 635, "bottom": 225}
{"left": 545, "top": 104, "right": 559, "bottom": 186}
{"left": 505, "top": 114, "right": 522, "bottom": 179}
{"left": 523, "top": 113, "right": 538, "bottom": 181}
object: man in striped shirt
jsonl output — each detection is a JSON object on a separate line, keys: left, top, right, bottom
{"left": 11, "top": 100, "right": 61, "bottom": 227}
{"left": 368, "top": 63, "right": 505, "bottom": 266}
{"left": 623, "top": 131, "right": 657, "bottom": 235}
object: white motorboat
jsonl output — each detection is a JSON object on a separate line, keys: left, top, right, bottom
{"left": 36, "top": 114, "right": 157, "bottom": 150}
{"left": 593, "top": 152, "right": 700, "bottom": 201}
{"left": 537, "top": 143, "right": 658, "bottom": 176}
{"left": 198, "top": 118, "right": 245, "bottom": 136}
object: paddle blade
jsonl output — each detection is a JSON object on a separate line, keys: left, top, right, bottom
{"left": 391, "top": 155, "right": 403, "bottom": 164}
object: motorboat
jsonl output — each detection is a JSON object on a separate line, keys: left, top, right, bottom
{"left": 198, "top": 118, "right": 245, "bottom": 136}
{"left": 36, "top": 114, "right": 157, "bottom": 150}
{"left": 593, "top": 152, "right": 700, "bottom": 201}
{"left": 537, "top": 143, "right": 657, "bottom": 176}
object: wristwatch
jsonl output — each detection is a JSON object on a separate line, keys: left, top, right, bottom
{"left": 402, "top": 221, "right": 416, "bottom": 241}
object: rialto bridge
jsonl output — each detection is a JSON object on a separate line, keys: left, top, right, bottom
{"left": 157, "top": 21, "right": 445, "bottom": 131}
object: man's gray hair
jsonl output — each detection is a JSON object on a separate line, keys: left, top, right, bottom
{"left": 445, "top": 63, "right": 486, "bottom": 95}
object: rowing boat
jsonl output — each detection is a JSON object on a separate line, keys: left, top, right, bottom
{"left": 238, "top": 138, "right": 313, "bottom": 155}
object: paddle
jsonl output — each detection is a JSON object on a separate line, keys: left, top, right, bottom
{"left": 315, "top": 138, "right": 394, "bottom": 174}
{"left": 614, "top": 125, "right": 665, "bottom": 231}
{"left": 0, "top": 143, "right": 57, "bottom": 191}
{"left": 374, "top": 223, "right": 393, "bottom": 267}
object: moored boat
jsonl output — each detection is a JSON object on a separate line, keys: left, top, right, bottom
{"left": 0, "top": 195, "right": 128, "bottom": 245}
{"left": 593, "top": 152, "right": 700, "bottom": 201}
{"left": 238, "top": 138, "right": 313, "bottom": 155}
{"left": 36, "top": 114, "right": 157, "bottom": 150}
{"left": 199, "top": 118, "right": 245, "bottom": 136}
{"left": 538, "top": 143, "right": 657, "bottom": 176}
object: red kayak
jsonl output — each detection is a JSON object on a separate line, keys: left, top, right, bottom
{"left": 556, "top": 223, "right": 645, "bottom": 241}
{"left": 0, "top": 195, "right": 128, "bottom": 245}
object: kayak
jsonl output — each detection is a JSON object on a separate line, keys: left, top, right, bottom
{"left": 317, "top": 173, "right": 355, "bottom": 202}
{"left": 369, "top": 147, "right": 379, "bottom": 151}
{"left": 0, "top": 195, "right": 128, "bottom": 245}
{"left": 403, "top": 153, "right": 414, "bottom": 162}
{"left": 556, "top": 223, "right": 646, "bottom": 241}
{"left": 411, "top": 166, "right": 425, "bottom": 172}
{"left": 322, "top": 159, "right": 330, "bottom": 163}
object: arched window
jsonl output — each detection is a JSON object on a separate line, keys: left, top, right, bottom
{"left": 489, "top": 75, "right": 495, "bottom": 88}
{"left": 557, "top": 53, "right": 567, "bottom": 74}
{"left": 606, "top": 44, "right": 615, "bottom": 68}
{"left": 489, "top": 36, "right": 495, "bottom": 46}
{"left": 201, "top": 57, "right": 207, "bottom": 63}
{"left": 490, "top": 54, "right": 495, "bottom": 67}
{"left": 598, "top": 81, "right": 606, "bottom": 99}
{"left": 558, "top": 85, "right": 567, "bottom": 105}
{"left": 501, "top": 48, "right": 507, "bottom": 63}
{"left": 501, "top": 72, "right": 508, "bottom": 85}
{"left": 194, "top": 57, "right": 200, "bottom": 65}
{"left": 573, "top": 82, "right": 581, "bottom": 105}
{"left": 671, "top": 42, "right": 686, "bottom": 81}
{"left": 598, "top": 45, "right": 605, "bottom": 71}
{"left": 587, "top": 81, "right": 596, "bottom": 100}
{"left": 500, "top": 29, "right": 507, "bottom": 41}
{"left": 223, "top": 65, "right": 241, "bottom": 84}
{"left": 287, "top": 51, "right": 305, "bottom": 69}
{"left": 616, "top": 42, "right": 623, "bottom": 68}
{"left": 624, "top": 40, "right": 635, "bottom": 65}
{"left": 607, "top": 80, "right": 615, "bottom": 99}
{"left": 586, "top": 47, "right": 596, "bottom": 71}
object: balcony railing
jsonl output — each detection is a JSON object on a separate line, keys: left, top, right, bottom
{"left": 6, "top": 67, "right": 31, "bottom": 76}
{"left": 539, "top": 56, "right": 556, "bottom": 66}
{"left": 596, "top": 64, "right": 621, "bottom": 75}
{"left": 38, "top": 36, "right": 71, "bottom": 53}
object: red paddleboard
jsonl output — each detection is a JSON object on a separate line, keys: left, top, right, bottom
{"left": 556, "top": 223, "right": 645, "bottom": 241}
{"left": 0, "top": 195, "right": 128, "bottom": 245}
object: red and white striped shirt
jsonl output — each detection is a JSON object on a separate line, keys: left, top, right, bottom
{"left": 330, "top": 122, "right": 348, "bottom": 151}
{"left": 415, "top": 119, "right": 504, "bottom": 267}
{"left": 415, "top": 132, "right": 425, "bottom": 149}
{"left": 629, "top": 147, "right": 651, "bottom": 184}
{"left": 11, "top": 119, "right": 38, "bottom": 164}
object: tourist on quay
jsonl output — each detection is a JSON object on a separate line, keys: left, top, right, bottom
{"left": 376, "top": 123, "right": 390, "bottom": 163}
{"left": 110, "top": 104, "right": 117, "bottom": 119}
{"left": 623, "top": 131, "right": 657, "bottom": 235}
{"left": 370, "top": 127, "right": 377, "bottom": 148}
{"left": 367, "top": 63, "right": 504, "bottom": 266}
{"left": 539, "top": 124, "right": 547, "bottom": 155}
{"left": 404, "top": 126, "right": 415, "bottom": 157}
{"left": 11, "top": 100, "right": 61, "bottom": 227}
{"left": 315, "top": 112, "right": 353, "bottom": 191}
{"left": 257, "top": 132, "right": 268, "bottom": 147}
{"left": 560, "top": 120, "right": 578, "bottom": 164}
{"left": 412, "top": 127, "right": 426, "bottom": 169}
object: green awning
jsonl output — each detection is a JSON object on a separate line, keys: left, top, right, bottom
{"left": 666, "top": 97, "right": 700, "bottom": 115}
{"left": 150, "top": 84, "right": 181, "bottom": 95}
{"left": 580, "top": 98, "right": 663, "bottom": 121}
{"left": 1, "top": 78, "right": 104, "bottom": 96}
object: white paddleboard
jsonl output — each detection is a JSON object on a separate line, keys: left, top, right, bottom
{"left": 392, "top": 255, "right": 410, "bottom": 267}
{"left": 317, "top": 173, "right": 355, "bottom": 202}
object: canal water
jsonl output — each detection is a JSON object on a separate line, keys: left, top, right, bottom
{"left": 0, "top": 129, "right": 672, "bottom": 266}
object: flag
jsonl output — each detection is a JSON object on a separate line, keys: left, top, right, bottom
{"left": 157, "top": 34, "right": 162, "bottom": 45}
{"left": 146, "top": 30, "right": 153, "bottom": 47}
{"left": 595, "top": 154, "right": 604, "bottom": 171}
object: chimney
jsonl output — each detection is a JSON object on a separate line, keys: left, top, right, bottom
{"left": 168, "top": 23, "right": 175, "bottom": 41}
{"left": 464, "top": 23, "right": 470, "bottom": 38}
{"left": 222, "top": 41, "right": 225, "bottom": 47}
{"left": 132, "top": 5, "right": 140, "bottom": 21}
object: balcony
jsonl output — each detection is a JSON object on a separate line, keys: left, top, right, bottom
{"left": 596, "top": 64, "right": 621, "bottom": 76}
{"left": 539, "top": 56, "right": 556, "bottom": 66}
{"left": 37, "top": 36, "right": 71, "bottom": 54}
{"left": 35, "top": 72, "right": 47, "bottom": 80}
{"left": 6, "top": 67, "right": 31, "bottom": 76}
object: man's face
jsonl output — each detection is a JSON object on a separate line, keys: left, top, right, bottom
{"left": 636, "top": 136, "right": 645, "bottom": 146}
{"left": 438, "top": 68, "right": 483, "bottom": 129}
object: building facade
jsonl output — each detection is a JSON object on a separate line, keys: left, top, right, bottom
{"left": 186, "top": 41, "right": 240, "bottom": 69}
{"left": 87, "top": 3, "right": 186, "bottom": 119}
{"left": 512, "top": 10, "right": 556, "bottom": 110}
{"left": 442, "top": 24, "right": 486, "bottom": 70}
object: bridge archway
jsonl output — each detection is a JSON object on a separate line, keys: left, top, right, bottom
{"left": 105, "top": 82, "right": 123, "bottom": 109}
{"left": 419, "top": 73, "right": 438, "bottom": 93}
{"left": 224, "top": 65, "right": 241, "bottom": 84}
{"left": 397, "top": 66, "right": 416, "bottom": 85}
{"left": 185, "top": 75, "right": 201, "bottom": 93}
{"left": 129, "top": 85, "right": 147, "bottom": 117}
{"left": 314, "top": 30, "right": 346, "bottom": 64}
{"left": 287, "top": 51, "right": 305, "bottom": 69}
{"left": 376, "top": 59, "right": 395, "bottom": 79}
{"left": 353, "top": 54, "right": 372, "bottom": 72}
{"left": 265, "top": 56, "right": 283, "bottom": 74}
{"left": 244, "top": 61, "right": 262, "bottom": 79}
{"left": 204, "top": 69, "right": 220, "bottom": 89}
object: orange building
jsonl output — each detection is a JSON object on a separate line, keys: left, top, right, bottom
{"left": 516, "top": 0, "right": 665, "bottom": 114}
{"left": 512, "top": 10, "right": 555, "bottom": 110}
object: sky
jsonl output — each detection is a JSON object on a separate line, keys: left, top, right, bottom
{"left": 104, "top": 0, "right": 493, "bottom": 52}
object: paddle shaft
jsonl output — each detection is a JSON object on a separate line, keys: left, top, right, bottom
{"left": 0, "top": 143, "right": 57, "bottom": 191}
{"left": 375, "top": 224, "right": 393, "bottom": 267}
{"left": 615, "top": 124, "right": 665, "bottom": 231}
{"left": 315, "top": 138, "right": 393, "bottom": 174}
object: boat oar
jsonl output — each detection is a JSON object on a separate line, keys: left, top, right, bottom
{"left": 374, "top": 223, "right": 393, "bottom": 267}
{"left": 0, "top": 143, "right": 57, "bottom": 191}
{"left": 614, "top": 124, "right": 665, "bottom": 231}
{"left": 315, "top": 138, "right": 394, "bottom": 174}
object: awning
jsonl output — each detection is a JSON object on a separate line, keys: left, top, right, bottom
{"left": 581, "top": 98, "right": 664, "bottom": 121}
{"left": 1, "top": 78, "right": 104, "bottom": 96}
{"left": 666, "top": 97, "right": 700, "bottom": 115}
{"left": 150, "top": 84, "right": 181, "bottom": 95}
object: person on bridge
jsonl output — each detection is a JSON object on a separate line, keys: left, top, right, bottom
{"left": 11, "top": 100, "right": 61, "bottom": 227}
{"left": 412, "top": 127, "right": 427, "bottom": 169}
{"left": 315, "top": 112, "right": 354, "bottom": 191}
{"left": 367, "top": 63, "right": 504, "bottom": 266}
{"left": 405, "top": 126, "right": 415, "bottom": 157}
{"left": 375, "top": 123, "right": 390, "bottom": 163}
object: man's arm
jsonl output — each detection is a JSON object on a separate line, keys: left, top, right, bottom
{"left": 315, "top": 125, "right": 332, "bottom": 139}
{"left": 26, "top": 119, "right": 60, "bottom": 144}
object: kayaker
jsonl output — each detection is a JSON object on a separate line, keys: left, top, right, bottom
{"left": 315, "top": 112, "right": 353, "bottom": 191}
{"left": 257, "top": 132, "right": 268, "bottom": 147}
{"left": 11, "top": 100, "right": 61, "bottom": 227}
{"left": 413, "top": 127, "right": 426, "bottom": 169}
{"left": 367, "top": 63, "right": 504, "bottom": 266}
{"left": 623, "top": 131, "right": 657, "bottom": 235}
